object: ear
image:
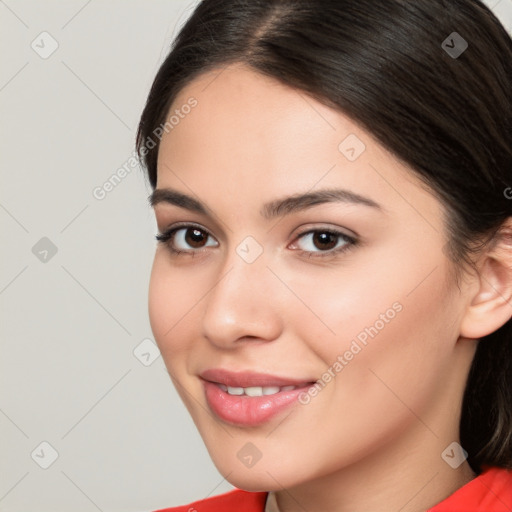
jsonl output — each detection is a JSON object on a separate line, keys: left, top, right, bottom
{"left": 459, "top": 217, "right": 512, "bottom": 339}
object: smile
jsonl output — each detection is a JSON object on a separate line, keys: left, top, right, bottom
{"left": 200, "top": 368, "right": 316, "bottom": 426}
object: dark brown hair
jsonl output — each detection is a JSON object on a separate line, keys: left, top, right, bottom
{"left": 136, "top": 0, "right": 512, "bottom": 473}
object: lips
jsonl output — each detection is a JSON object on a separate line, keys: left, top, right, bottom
{"left": 200, "top": 368, "right": 316, "bottom": 426}
{"left": 200, "top": 368, "right": 314, "bottom": 388}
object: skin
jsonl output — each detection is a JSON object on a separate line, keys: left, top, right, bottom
{"left": 148, "top": 62, "right": 512, "bottom": 512}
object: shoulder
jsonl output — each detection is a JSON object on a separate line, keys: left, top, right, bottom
{"left": 429, "top": 466, "right": 512, "bottom": 511}
{"left": 152, "top": 489, "right": 268, "bottom": 512}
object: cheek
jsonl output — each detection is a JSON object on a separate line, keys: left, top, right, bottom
{"left": 290, "top": 236, "right": 448, "bottom": 343}
{"left": 286, "top": 244, "right": 454, "bottom": 403}
{"left": 148, "top": 252, "right": 203, "bottom": 364}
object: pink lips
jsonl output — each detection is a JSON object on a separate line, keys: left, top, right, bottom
{"left": 200, "top": 368, "right": 315, "bottom": 426}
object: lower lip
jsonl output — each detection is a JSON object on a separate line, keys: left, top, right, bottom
{"left": 203, "top": 381, "right": 312, "bottom": 426}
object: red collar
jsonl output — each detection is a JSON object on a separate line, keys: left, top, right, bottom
{"left": 427, "top": 466, "right": 512, "bottom": 511}
{"left": 154, "top": 466, "right": 512, "bottom": 511}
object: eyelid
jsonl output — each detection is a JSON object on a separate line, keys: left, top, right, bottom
{"left": 293, "top": 222, "right": 357, "bottom": 240}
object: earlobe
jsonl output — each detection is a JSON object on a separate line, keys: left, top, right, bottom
{"left": 459, "top": 219, "right": 512, "bottom": 340}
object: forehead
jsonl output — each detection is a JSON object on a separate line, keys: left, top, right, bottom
{"left": 156, "top": 63, "right": 441, "bottom": 225}
{"left": 168, "top": 62, "right": 361, "bottom": 144}
{"left": 161, "top": 63, "right": 370, "bottom": 177}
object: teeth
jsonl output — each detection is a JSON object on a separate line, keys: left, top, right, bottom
{"left": 245, "top": 386, "right": 263, "bottom": 396}
{"left": 220, "top": 385, "right": 297, "bottom": 396}
{"left": 262, "top": 386, "right": 281, "bottom": 395}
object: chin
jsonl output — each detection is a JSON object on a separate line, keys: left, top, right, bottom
{"left": 210, "top": 456, "right": 312, "bottom": 492}
{"left": 222, "top": 471, "right": 285, "bottom": 492}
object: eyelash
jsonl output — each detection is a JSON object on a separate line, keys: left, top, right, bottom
{"left": 155, "top": 222, "right": 358, "bottom": 259}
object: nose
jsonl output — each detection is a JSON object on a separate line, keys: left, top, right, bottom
{"left": 201, "top": 247, "right": 283, "bottom": 349}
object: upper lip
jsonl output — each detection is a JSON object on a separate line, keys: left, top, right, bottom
{"left": 200, "top": 368, "right": 315, "bottom": 388}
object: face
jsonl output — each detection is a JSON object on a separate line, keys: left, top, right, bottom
{"left": 148, "top": 63, "right": 475, "bottom": 491}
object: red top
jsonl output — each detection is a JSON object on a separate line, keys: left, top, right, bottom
{"left": 154, "top": 466, "right": 512, "bottom": 512}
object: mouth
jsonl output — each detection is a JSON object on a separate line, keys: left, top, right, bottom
{"left": 200, "top": 368, "right": 317, "bottom": 426}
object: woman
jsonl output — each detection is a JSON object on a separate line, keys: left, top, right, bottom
{"left": 136, "top": 0, "right": 512, "bottom": 510}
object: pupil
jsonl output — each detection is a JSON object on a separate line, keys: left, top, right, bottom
{"left": 314, "top": 232, "right": 336, "bottom": 250}
{"left": 186, "top": 228, "right": 206, "bottom": 248}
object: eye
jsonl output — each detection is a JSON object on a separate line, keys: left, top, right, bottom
{"left": 156, "top": 223, "right": 358, "bottom": 259}
{"left": 155, "top": 223, "right": 218, "bottom": 255}
{"left": 290, "top": 228, "right": 358, "bottom": 258}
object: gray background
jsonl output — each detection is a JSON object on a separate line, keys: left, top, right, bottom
{"left": 1, "top": 1, "right": 511, "bottom": 511}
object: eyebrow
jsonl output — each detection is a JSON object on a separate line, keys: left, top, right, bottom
{"left": 149, "top": 187, "right": 385, "bottom": 219}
